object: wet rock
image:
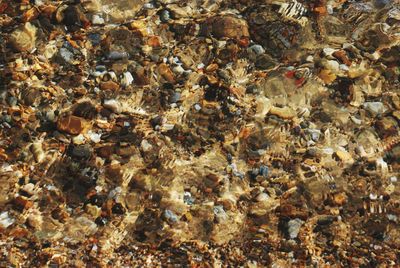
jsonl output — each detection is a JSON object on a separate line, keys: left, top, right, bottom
{"left": 159, "top": 9, "right": 171, "bottom": 23}
{"left": 71, "top": 145, "right": 93, "bottom": 160}
{"left": 100, "top": 80, "right": 120, "bottom": 91}
{"left": 363, "top": 102, "right": 386, "bottom": 116}
{"left": 107, "top": 51, "right": 129, "bottom": 60}
{"left": 163, "top": 209, "right": 178, "bottom": 223}
{"left": 10, "top": 22, "right": 37, "bottom": 52}
{"left": 62, "top": 5, "right": 88, "bottom": 28}
{"left": 287, "top": 218, "right": 304, "bottom": 239}
{"left": 0, "top": 212, "right": 14, "bottom": 229}
{"left": 255, "top": 54, "right": 277, "bottom": 69}
{"left": 203, "top": 15, "right": 249, "bottom": 40}
{"left": 157, "top": 64, "right": 176, "bottom": 83}
{"left": 375, "top": 116, "right": 398, "bottom": 138}
{"left": 57, "top": 115, "right": 88, "bottom": 135}
{"left": 103, "top": 99, "right": 121, "bottom": 113}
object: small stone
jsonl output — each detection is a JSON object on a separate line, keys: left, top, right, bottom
{"left": 73, "top": 134, "right": 86, "bottom": 145}
{"left": 27, "top": 209, "right": 43, "bottom": 230}
{"left": 141, "top": 139, "right": 153, "bottom": 152}
{"left": 170, "top": 92, "right": 181, "bottom": 103}
{"left": 103, "top": 99, "right": 121, "bottom": 113}
{"left": 57, "top": 115, "right": 88, "bottom": 135}
{"left": 213, "top": 205, "right": 228, "bottom": 222}
{"left": 107, "top": 51, "right": 129, "bottom": 60}
{"left": 208, "top": 15, "right": 249, "bottom": 40}
{"left": 335, "top": 150, "right": 353, "bottom": 164}
{"left": 333, "top": 192, "right": 347, "bottom": 206}
{"left": 325, "top": 60, "right": 340, "bottom": 73}
{"left": 256, "top": 193, "right": 269, "bottom": 202}
{"left": 259, "top": 165, "right": 269, "bottom": 178}
{"left": 92, "top": 14, "right": 105, "bottom": 25}
{"left": 287, "top": 218, "right": 304, "bottom": 239}
{"left": 10, "top": 22, "right": 37, "bottom": 52}
{"left": 319, "top": 69, "right": 337, "bottom": 84}
{"left": 71, "top": 144, "right": 92, "bottom": 160}
{"left": 87, "top": 131, "right": 102, "bottom": 143}
{"left": 116, "top": 146, "right": 137, "bottom": 157}
{"left": 323, "top": 48, "right": 336, "bottom": 57}
{"left": 194, "top": 104, "right": 201, "bottom": 111}
{"left": 0, "top": 212, "right": 14, "bottom": 229}
{"left": 7, "top": 96, "right": 18, "bottom": 106}
{"left": 369, "top": 193, "right": 378, "bottom": 200}
{"left": 255, "top": 54, "right": 276, "bottom": 69}
{"left": 100, "top": 80, "right": 120, "bottom": 91}
{"left": 121, "top": 71, "right": 134, "bottom": 87}
{"left": 13, "top": 196, "right": 33, "bottom": 210}
{"left": 59, "top": 47, "right": 74, "bottom": 64}
{"left": 159, "top": 10, "right": 171, "bottom": 23}
{"left": 374, "top": 0, "right": 391, "bottom": 8}
{"left": 248, "top": 44, "right": 265, "bottom": 55}
{"left": 62, "top": 5, "right": 88, "bottom": 27}
{"left": 363, "top": 102, "right": 386, "bottom": 116}
{"left": 158, "top": 63, "right": 176, "bottom": 83}
{"left": 183, "top": 192, "right": 194, "bottom": 205}
{"left": 86, "top": 204, "right": 102, "bottom": 218}
{"left": 269, "top": 106, "right": 296, "bottom": 119}
{"left": 97, "top": 145, "right": 115, "bottom": 158}
{"left": 164, "top": 209, "right": 178, "bottom": 223}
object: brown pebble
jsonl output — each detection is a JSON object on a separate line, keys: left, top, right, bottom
{"left": 13, "top": 196, "right": 33, "bottom": 210}
{"left": 333, "top": 192, "right": 347, "bottom": 206}
{"left": 57, "top": 115, "right": 87, "bottom": 135}
{"left": 158, "top": 63, "right": 176, "bottom": 83}
{"left": 100, "top": 80, "right": 120, "bottom": 91}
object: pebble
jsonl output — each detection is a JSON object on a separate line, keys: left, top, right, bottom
{"left": 213, "top": 205, "right": 228, "bottom": 222}
{"left": 160, "top": 10, "right": 171, "bottom": 23}
{"left": 57, "top": 115, "right": 87, "bottom": 135}
{"left": 209, "top": 15, "right": 249, "bottom": 39}
{"left": 256, "top": 192, "right": 269, "bottom": 202}
{"left": 141, "top": 139, "right": 153, "bottom": 152}
{"left": 323, "top": 48, "right": 336, "bottom": 57}
{"left": 259, "top": 165, "right": 269, "bottom": 178}
{"left": 0, "top": 211, "right": 14, "bottom": 229}
{"left": 87, "top": 131, "right": 102, "bottom": 143}
{"left": 59, "top": 47, "right": 74, "bottom": 63}
{"left": 194, "top": 103, "right": 201, "bottom": 111}
{"left": 7, "top": 96, "right": 18, "bottom": 106}
{"left": 107, "top": 51, "right": 129, "bottom": 60}
{"left": 170, "top": 92, "right": 181, "bottom": 103}
{"left": 164, "top": 209, "right": 178, "bottom": 223}
{"left": 10, "top": 22, "right": 37, "bottom": 52}
{"left": 71, "top": 145, "right": 92, "bottom": 160}
{"left": 248, "top": 45, "right": 265, "bottom": 55}
{"left": 92, "top": 14, "right": 105, "bottom": 25}
{"left": 363, "top": 102, "right": 386, "bottom": 115}
{"left": 287, "top": 218, "right": 304, "bottom": 239}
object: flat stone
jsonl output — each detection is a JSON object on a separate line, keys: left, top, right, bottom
{"left": 57, "top": 115, "right": 88, "bottom": 135}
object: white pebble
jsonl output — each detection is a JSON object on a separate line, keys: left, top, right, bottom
{"left": 103, "top": 99, "right": 121, "bottom": 113}
{"left": 92, "top": 14, "right": 105, "bottom": 25}
{"left": 121, "top": 71, "right": 134, "bottom": 87}
{"left": 141, "top": 139, "right": 153, "bottom": 152}
{"left": 0, "top": 212, "right": 14, "bottom": 229}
